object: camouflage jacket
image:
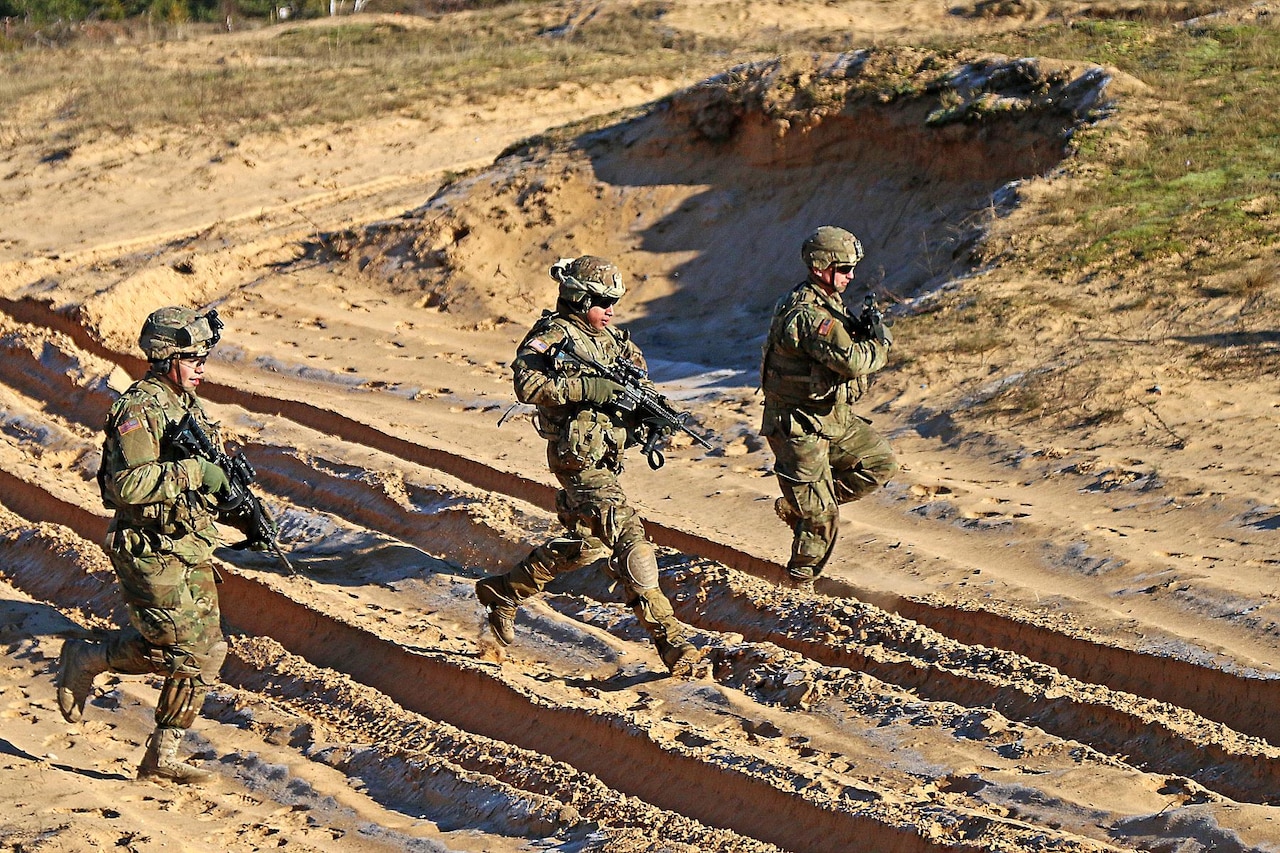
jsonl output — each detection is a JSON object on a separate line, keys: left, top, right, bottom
{"left": 98, "top": 373, "right": 221, "bottom": 561}
{"left": 761, "top": 279, "right": 889, "bottom": 438}
{"left": 513, "top": 310, "right": 653, "bottom": 464}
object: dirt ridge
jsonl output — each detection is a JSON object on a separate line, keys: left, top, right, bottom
{"left": 2, "top": 318, "right": 1279, "bottom": 811}
{"left": 0, "top": 494, "right": 1117, "bottom": 852}
{"left": 5, "top": 293, "right": 1279, "bottom": 757}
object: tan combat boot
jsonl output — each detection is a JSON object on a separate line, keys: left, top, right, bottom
{"left": 774, "top": 496, "right": 801, "bottom": 530}
{"left": 137, "top": 727, "right": 213, "bottom": 784}
{"left": 56, "top": 638, "right": 110, "bottom": 723}
{"left": 785, "top": 571, "right": 816, "bottom": 594}
{"left": 475, "top": 579, "right": 518, "bottom": 646}
{"left": 662, "top": 642, "right": 702, "bottom": 679}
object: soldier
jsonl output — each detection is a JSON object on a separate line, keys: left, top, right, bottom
{"left": 761, "top": 226, "right": 898, "bottom": 591}
{"left": 477, "top": 256, "right": 701, "bottom": 677}
{"left": 56, "top": 306, "right": 234, "bottom": 784}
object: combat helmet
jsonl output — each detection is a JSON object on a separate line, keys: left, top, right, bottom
{"left": 801, "top": 226, "right": 864, "bottom": 271}
{"left": 550, "top": 256, "right": 625, "bottom": 312}
{"left": 138, "top": 306, "right": 223, "bottom": 363}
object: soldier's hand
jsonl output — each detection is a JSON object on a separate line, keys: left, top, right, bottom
{"left": 571, "top": 376, "right": 624, "bottom": 404}
{"left": 218, "top": 502, "right": 253, "bottom": 535}
{"left": 874, "top": 321, "right": 893, "bottom": 347}
{"left": 197, "top": 459, "right": 229, "bottom": 496}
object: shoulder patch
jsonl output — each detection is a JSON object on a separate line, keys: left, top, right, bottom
{"left": 117, "top": 417, "right": 143, "bottom": 436}
{"left": 817, "top": 318, "right": 835, "bottom": 337}
{"left": 528, "top": 338, "right": 550, "bottom": 354}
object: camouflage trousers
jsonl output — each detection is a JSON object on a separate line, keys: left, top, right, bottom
{"left": 767, "top": 413, "right": 897, "bottom": 579}
{"left": 481, "top": 447, "right": 692, "bottom": 659}
{"left": 99, "top": 527, "right": 227, "bottom": 729}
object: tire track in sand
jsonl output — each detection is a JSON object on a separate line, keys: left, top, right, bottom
{"left": 0, "top": 461, "right": 1125, "bottom": 853}
{"left": 0, "top": 322, "right": 1277, "bottom": 814}
{"left": 6, "top": 292, "right": 1280, "bottom": 754}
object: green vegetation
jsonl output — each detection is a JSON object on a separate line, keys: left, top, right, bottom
{"left": 7, "top": 4, "right": 1270, "bottom": 289}
{"left": 3, "top": 0, "right": 224, "bottom": 23}
{"left": 0, "top": 5, "right": 738, "bottom": 141}
{"left": 1, "top": 1, "right": 1275, "bottom": 422}
{"left": 0, "top": 0, "right": 495, "bottom": 22}
{"left": 988, "top": 18, "right": 1279, "bottom": 280}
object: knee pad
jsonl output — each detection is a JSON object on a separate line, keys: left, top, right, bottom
{"left": 834, "top": 464, "right": 882, "bottom": 503}
{"left": 200, "top": 640, "right": 228, "bottom": 683}
{"left": 613, "top": 542, "right": 660, "bottom": 591}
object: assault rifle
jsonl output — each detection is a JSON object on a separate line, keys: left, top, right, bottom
{"left": 167, "top": 414, "right": 295, "bottom": 575}
{"left": 551, "top": 337, "right": 714, "bottom": 470}
{"left": 849, "top": 293, "right": 892, "bottom": 345}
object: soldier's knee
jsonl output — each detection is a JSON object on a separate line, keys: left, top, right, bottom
{"left": 161, "top": 638, "right": 224, "bottom": 683}
{"left": 835, "top": 458, "right": 896, "bottom": 503}
{"left": 791, "top": 479, "right": 837, "bottom": 521}
{"left": 162, "top": 647, "right": 201, "bottom": 679}
{"left": 799, "top": 500, "right": 839, "bottom": 528}
{"left": 200, "top": 640, "right": 228, "bottom": 683}
{"left": 868, "top": 450, "right": 898, "bottom": 483}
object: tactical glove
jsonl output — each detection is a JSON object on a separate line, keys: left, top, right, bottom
{"left": 570, "top": 376, "right": 624, "bottom": 404}
{"left": 873, "top": 321, "right": 893, "bottom": 347}
{"left": 197, "top": 459, "right": 229, "bottom": 496}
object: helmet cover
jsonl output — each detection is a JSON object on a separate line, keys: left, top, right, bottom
{"left": 550, "top": 256, "right": 625, "bottom": 310}
{"left": 138, "top": 306, "right": 223, "bottom": 361}
{"left": 801, "top": 226, "right": 864, "bottom": 271}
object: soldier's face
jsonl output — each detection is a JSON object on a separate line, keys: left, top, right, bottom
{"left": 585, "top": 303, "right": 614, "bottom": 331}
{"left": 168, "top": 356, "right": 207, "bottom": 392}
{"left": 819, "top": 263, "right": 855, "bottom": 294}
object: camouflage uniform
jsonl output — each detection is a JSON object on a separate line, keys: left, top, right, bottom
{"left": 477, "top": 257, "right": 698, "bottom": 676}
{"left": 56, "top": 307, "right": 229, "bottom": 784}
{"left": 762, "top": 230, "right": 898, "bottom": 585}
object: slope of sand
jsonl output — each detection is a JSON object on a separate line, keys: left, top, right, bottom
{"left": 1, "top": 5, "right": 1278, "bottom": 852}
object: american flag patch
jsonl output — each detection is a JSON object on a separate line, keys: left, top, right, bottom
{"left": 528, "top": 338, "right": 550, "bottom": 353}
{"left": 817, "top": 318, "right": 834, "bottom": 337}
{"left": 117, "top": 417, "right": 143, "bottom": 435}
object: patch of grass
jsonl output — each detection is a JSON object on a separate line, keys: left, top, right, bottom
{"left": 966, "top": 362, "right": 1136, "bottom": 433}
{"left": 0, "top": 4, "right": 758, "bottom": 144}
{"left": 952, "top": 332, "right": 1008, "bottom": 356}
{"left": 987, "top": 17, "right": 1280, "bottom": 281}
{"left": 1195, "top": 257, "right": 1278, "bottom": 300}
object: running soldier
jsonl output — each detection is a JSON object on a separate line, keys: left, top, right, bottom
{"left": 56, "top": 306, "right": 239, "bottom": 783}
{"left": 761, "top": 226, "right": 898, "bottom": 591}
{"left": 477, "top": 256, "right": 701, "bottom": 677}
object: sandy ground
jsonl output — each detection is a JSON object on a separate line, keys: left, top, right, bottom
{"left": 1, "top": 2, "right": 1279, "bottom": 852}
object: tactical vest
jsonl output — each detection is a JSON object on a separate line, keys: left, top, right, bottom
{"left": 98, "top": 375, "right": 219, "bottom": 538}
{"left": 761, "top": 283, "right": 864, "bottom": 410}
{"left": 516, "top": 312, "right": 637, "bottom": 468}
